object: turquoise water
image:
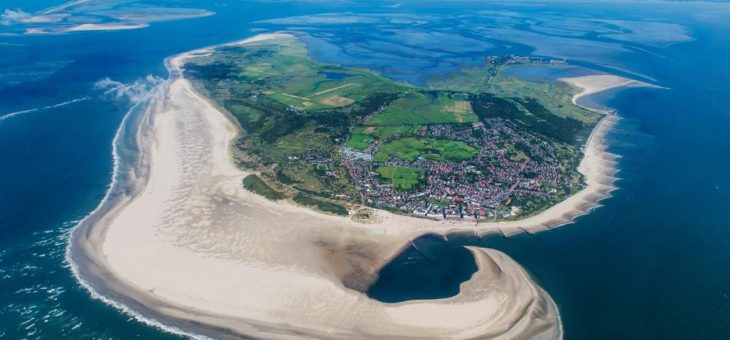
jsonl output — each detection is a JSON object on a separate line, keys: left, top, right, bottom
{"left": 2, "top": 1, "right": 730, "bottom": 338}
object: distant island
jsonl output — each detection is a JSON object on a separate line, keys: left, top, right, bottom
{"left": 182, "top": 34, "right": 601, "bottom": 220}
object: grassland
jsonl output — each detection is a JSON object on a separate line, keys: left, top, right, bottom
{"left": 184, "top": 36, "right": 403, "bottom": 116}
{"left": 376, "top": 166, "right": 425, "bottom": 190}
{"left": 426, "top": 63, "right": 600, "bottom": 144}
{"left": 374, "top": 137, "right": 479, "bottom": 162}
{"left": 346, "top": 127, "right": 376, "bottom": 150}
{"left": 484, "top": 66, "right": 600, "bottom": 125}
{"left": 368, "top": 91, "right": 478, "bottom": 126}
{"left": 223, "top": 37, "right": 403, "bottom": 112}
{"left": 347, "top": 125, "right": 424, "bottom": 151}
{"left": 371, "top": 125, "right": 422, "bottom": 139}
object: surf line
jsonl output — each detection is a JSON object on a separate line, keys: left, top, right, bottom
{"left": 0, "top": 96, "right": 90, "bottom": 122}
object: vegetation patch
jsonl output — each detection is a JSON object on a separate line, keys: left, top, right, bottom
{"left": 374, "top": 137, "right": 479, "bottom": 162}
{"left": 372, "top": 125, "right": 422, "bottom": 140}
{"left": 483, "top": 66, "right": 600, "bottom": 125}
{"left": 293, "top": 193, "right": 349, "bottom": 216}
{"left": 242, "top": 174, "right": 285, "bottom": 200}
{"left": 470, "top": 93, "right": 586, "bottom": 144}
{"left": 376, "top": 166, "right": 425, "bottom": 190}
{"left": 368, "top": 91, "right": 478, "bottom": 126}
{"left": 347, "top": 127, "right": 375, "bottom": 150}
{"left": 321, "top": 95, "right": 354, "bottom": 107}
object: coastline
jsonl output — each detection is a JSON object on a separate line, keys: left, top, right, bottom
{"left": 67, "top": 33, "right": 650, "bottom": 339}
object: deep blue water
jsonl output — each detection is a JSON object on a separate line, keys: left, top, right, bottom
{"left": 367, "top": 235, "right": 477, "bottom": 302}
{"left": 1, "top": 1, "right": 730, "bottom": 339}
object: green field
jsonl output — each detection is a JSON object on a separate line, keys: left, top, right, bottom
{"left": 374, "top": 137, "right": 479, "bottom": 162}
{"left": 346, "top": 125, "right": 423, "bottom": 150}
{"left": 372, "top": 125, "right": 422, "bottom": 139}
{"left": 346, "top": 127, "right": 375, "bottom": 150}
{"left": 368, "top": 91, "right": 478, "bottom": 126}
{"left": 376, "top": 166, "right": 425, "bottom": 190}
{"left": 430, "top": 197, "right": 451, "bottom": 206}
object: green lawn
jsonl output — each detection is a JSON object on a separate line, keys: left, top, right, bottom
{"left": 368, "top": 91, "right": 478, "bottom": 126}
{"left": 376, "top": 166, "right": 425, "bottom": 190}
{"left": 374, "top": 137, "right": 479, "bottom": 162}
{"left": 347, "top": 130, "right": 375, "bottom": 150}
{"left": 430, "top": 197, "right": 451, "bottom": 206}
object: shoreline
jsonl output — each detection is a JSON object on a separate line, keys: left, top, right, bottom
{"left": 67, "top": 33, "right": 650, "bottom": 339}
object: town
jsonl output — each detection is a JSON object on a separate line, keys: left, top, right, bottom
{"left": 338, "top": 117, "right": 581, "bottom": 220}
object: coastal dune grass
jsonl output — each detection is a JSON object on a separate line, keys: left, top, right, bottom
{"left": 242, "top": 174, "right": 285, "bottom": 200}
{"left": 293, "top": 193, "right": 349, "bottom": 216}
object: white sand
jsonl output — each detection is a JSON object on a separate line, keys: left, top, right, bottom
{"left": 69, "top": 34, "right": 650, "bottom": 339}
{"left": 27, "top": 23, "right": 150, "bottom": 35}
{"left": 67, "top": 23, "right": 150, "bottom": 32}
{"left": 559, "top": 74, "right": 655, "bottom": 112}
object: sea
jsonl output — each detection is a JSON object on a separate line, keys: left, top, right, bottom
{"left": 1, "top": 1, "right": 730, "bottom": 339}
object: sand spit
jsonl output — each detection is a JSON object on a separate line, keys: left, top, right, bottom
{"left": 67, "top": 23, "right": 150, "bottom": 32}
{"left": 27, "top": 23, "right": 149, "bottom": 35}
{"left": 559, "top": 74, "right": 657, "bottom": 112}
{"left": 68, "top": 34, "right": 648, "bottom": 339}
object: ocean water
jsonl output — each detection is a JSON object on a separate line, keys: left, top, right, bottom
{"left": 1, "top": 1, "right": 730, "bottom": 339}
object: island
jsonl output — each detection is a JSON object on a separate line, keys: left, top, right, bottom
{"left": 182, "top": 34, "right": 599, "bottom": 221}
{"left": 68, "top": 33, "right": 648, "bottom": 339}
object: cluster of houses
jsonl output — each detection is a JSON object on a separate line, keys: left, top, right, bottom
{"left": 486, "top": 55, "right": 566, "bottom": 66}
{"left": 340, "top": 117, "right": 578, "bottom": 220}
{"left": 302, "top": 150, "right": 337, "bottom": 177}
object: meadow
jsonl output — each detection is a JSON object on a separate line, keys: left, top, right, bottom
{"left": 367, "top": 91, "right": 478, "bottom": 126}
{"left": 374, "top": 137, "right": 479, "bottom": 162}
{"left": 376, "top": 166, "right": 425, "bottom": 190}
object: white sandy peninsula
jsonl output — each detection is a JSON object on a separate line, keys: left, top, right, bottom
{"left": 69, "top": 33, "right": 650, "bottom": 339}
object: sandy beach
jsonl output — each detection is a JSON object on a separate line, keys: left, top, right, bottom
{"left": 67, "top": 33, "right": 651, "bottom": 339}
{"left": 559, "top": 74, "right": 654, "bottom": 112}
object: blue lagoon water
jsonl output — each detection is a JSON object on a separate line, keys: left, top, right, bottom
{"left": 1, "top": 1, "right": 730, "bottom": 338}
